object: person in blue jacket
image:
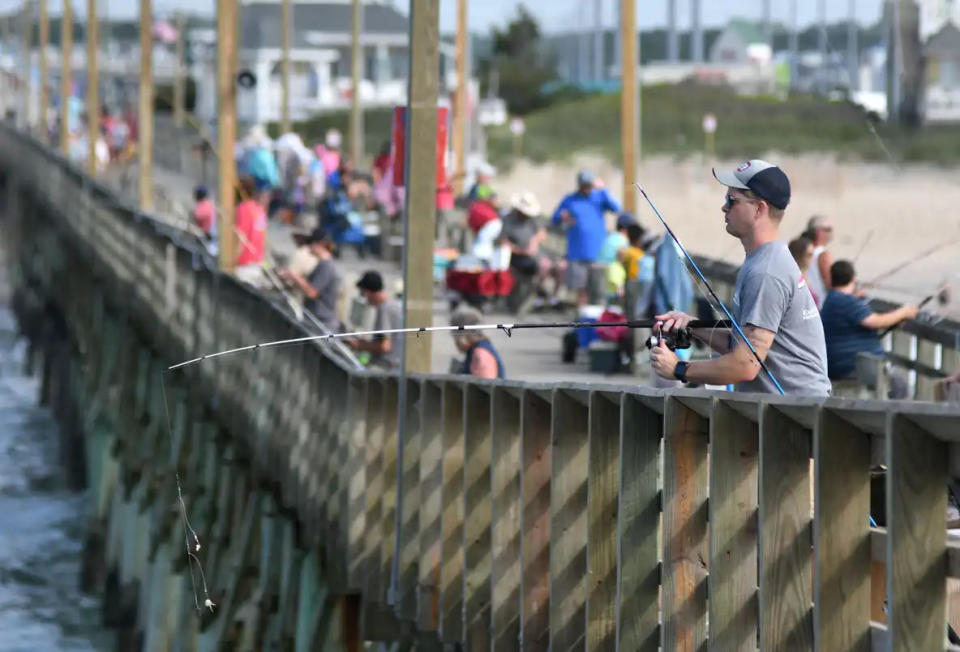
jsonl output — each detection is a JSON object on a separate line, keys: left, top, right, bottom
{"left": 551, "top": 170, "right": 621, "bottom": 307}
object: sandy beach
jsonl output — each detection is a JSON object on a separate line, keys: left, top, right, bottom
{"left": 500, "top": 152, "right": 960, "bottom": 317}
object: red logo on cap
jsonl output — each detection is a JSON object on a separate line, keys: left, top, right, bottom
{"left": 737, "top": 161, "right": 752, "bottom": 172}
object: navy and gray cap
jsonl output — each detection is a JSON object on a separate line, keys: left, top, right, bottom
{"left": 713, "top": 159, "right": 791, "bottom": 210}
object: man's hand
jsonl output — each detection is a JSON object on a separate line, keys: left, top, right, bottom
{"left": 946, "top": 369, "right": 960, "bottom": 386}
{"left": 901, "top": 304, "right": 920, "bottom": 320}
{"left": 343, "top": 337, "right": 360, "bottom": 350}
{"left": 560, "top": 210, "right": 575, "bottom": 226}
{"left": 650, "top": 338, "right": 680, "bottom": 380}
{"left": 654, "top": 311, "right": 695, "bottom": 333}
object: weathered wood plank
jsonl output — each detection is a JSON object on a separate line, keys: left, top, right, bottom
{"left": 491, "top": 387, "right": 522, "bottom": 651}
{"left": 587, "top": 391, "right": 620, "bottom": 652}
{"left": 887, "top": 412, "right": 948, "bottom": 652}
{"left": 758, "top": 404, "right": 813, "bottom": 651}
{"left": 814, "top": 409, "right": 871, "bottom": 652}
{"left": 617, "top": 395, "right": 660, "bottom": 652}
{"left": 708, "top": 399, "right": 758, "bottom": 652}
{"left": 363, "top": 379, "right": 385, "bottom": 601}
{"left": 662, "top": 396, "right": 709, "bottom": 652}
{"left": 522, "top": 389, "right": 552, "bottom": 652}
{"left": 345, "top": 376, "right": 368, "bottom": 590}
{"left": 417, "top": 380, "right": 444, "bottom": 632}
{"left": 439, "top": 382, "right": 465, "bottom": 644}
{"left": 464, "top": 384, "right": 492, "bottom": 651}
{"left": 397, "top": 379, "right": 422, "bottom": 621}
{"left": 379, "top": 378, "right": 400, "bottom": 605}
{"left": 550, "top": 388, "right": 589, "bottom": 652}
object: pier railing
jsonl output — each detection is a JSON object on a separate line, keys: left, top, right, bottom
{"left": 4, "top": 121, "right": 960, "bottom": 650}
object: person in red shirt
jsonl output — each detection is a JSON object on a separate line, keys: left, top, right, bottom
{"left": 234, "top": 176, "right": 269, "bottom": 285}
{"left": 192, "top": 185, "right": 217, "bottom": 240}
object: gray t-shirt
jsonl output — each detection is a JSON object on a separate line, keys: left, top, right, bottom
{"left": 731, "top": 241, "right": 830, "bottom": 395}
{"left": 501, "top": 211, "right": 540, "bottom": 250}
{"left": 304, "top": 259, "right": 341, "bottom": 331}
{"left": 372, "top": 298, "right": 404, "bottom": 370}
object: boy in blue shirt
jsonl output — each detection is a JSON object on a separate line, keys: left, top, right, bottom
{"left": 820, "top": 260, "right": 918, "bottom": 396}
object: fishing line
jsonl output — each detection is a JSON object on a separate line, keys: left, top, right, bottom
{"left": 166, "top": 318, "right": 733, "bottom": 371}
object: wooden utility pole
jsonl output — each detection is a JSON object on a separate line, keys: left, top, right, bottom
{"left": 138, "top": 0, "right": 153, "bottom": 209}
{"left": 401, "top": 0, "right": 439, "bottom": 374}
{"left": 173, "top": 12, "right": 186, "bottom": 127}
{"left": 86, "top": 0, "right": 99, "bottom": 175}
{"left": 60, "top": 0, "right": 72, "bottom": 155}
{"left": 280, "top": 0, "right": 290, "bottom": 133}
{"left": 216, "top": 0, "right": 238, "bottom": 272}
{"left": 451, "top": 0, "right": 466, "bottom": 195}
{"left": 620, "top": 0, "right": 637, "bottom": 214}
{"left": 39, "top": 0, "right": 48, "bottom": 140}
{"left": 349, "top": 0, "right": 363, "bottom": 165}
{"left": 21, "top": 0, "right": 33, "bottom": 130}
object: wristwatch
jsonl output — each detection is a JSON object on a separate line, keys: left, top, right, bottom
{"left": 673, "top": 361, "right": 689, "bottom": 383}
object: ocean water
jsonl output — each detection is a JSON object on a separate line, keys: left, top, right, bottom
{"left": 0, "top": 304, "right": 113, "bottom": 652}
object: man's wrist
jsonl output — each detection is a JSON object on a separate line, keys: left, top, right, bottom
{"left": 673, "top": 360, "right": 689, "bottom": 383}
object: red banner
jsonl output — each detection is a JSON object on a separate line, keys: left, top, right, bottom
{"left": 392, "top": 106, "right": 449, "bottom": 188}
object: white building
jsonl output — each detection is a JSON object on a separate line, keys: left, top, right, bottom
{"left": 192, "top": 0, "right": 455, "bottom": 127}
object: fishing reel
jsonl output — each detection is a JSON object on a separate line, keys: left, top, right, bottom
{"left": 645, "top": 327, "right": 695, "bottom": 351}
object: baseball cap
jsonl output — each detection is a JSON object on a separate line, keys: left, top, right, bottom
{"left": 576, "top": 170, "right": 595, "bottom": 187}
{"left": 616, "top": 211, "right": 638, "bottom": 230}
{"left": 356, "top": 270, "right": 384, "bottom": 293}
{"left": 806, "top": 214, "right": 833, "bottom": 231}
{"left": 713, "top": 159, "right": 791, "bottom": 210}
{"left": 475, "top": 185, "right": 496, "bottom": 201}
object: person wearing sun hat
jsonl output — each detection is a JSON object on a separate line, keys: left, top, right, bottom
{"left": 649, "top": 159, "right": 830, "bottom": 396}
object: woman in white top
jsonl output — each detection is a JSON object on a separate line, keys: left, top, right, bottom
{"left": 804, "top": 215, "right": 834, "bottom": 306}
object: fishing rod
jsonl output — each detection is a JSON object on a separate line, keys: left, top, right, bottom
{"left": 166, "top": 319, "right": 732, "bottom": 371}
{"left": 635, "top": 183, "right": 787, "bottom": 395}
{"left": 877, "top": 284, "right": 952, "bottom": 338}
{"left": 863, "top": 234, "right": 960, "bottom": 287}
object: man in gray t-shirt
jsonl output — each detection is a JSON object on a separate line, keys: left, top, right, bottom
{"left": 650, "top": 159, "right": 830, "bottom": 396}
{"left": 347, "top": 270, "right": 404, "bottom": 370}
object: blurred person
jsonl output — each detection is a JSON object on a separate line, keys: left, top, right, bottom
{"left": 551, "top": 170, "right": 621, "bottom": 308}
{"left": 234, "top": 175, "right": 270, "bottom": 286}
{"left": 619, "top": 223, "right": 647, "bottom": 284}
{"left": 600, "top": 212, "right": 637, "bottom": 300}
{"left": 278, "top": 227, "right": 342, "bottom": 330}
{"left": 651, "top": 159, "right": 830, "bottom": 395}
{"left": 346, "top": 271, "right": 403, "bottom": 370}
{"left": 819, "top": 260, "right": 918, "bottom": 397}
{"left": 501, "top": 192, "right": 546, "bottom": 275}
{"left": 371, "top": 141, "right": 392, "bottom": 183}
{"left": 449, "top": 306, "right": 505, "bottom": 379}
{"left": 788, "top": 234, "right": 819, "bottom": 307}
{"left": 192, "top": 185, "right": 217, "bottom": 251}
{"left": 803, "top": 215, "right": 834, "bottom": 305}
{"left": 467, "top": 186, "right": 508, "bottom": 269}
{"left": 317, "top": 129, "right": 342, "bottom": 176}
{"left": 466, "top": 162, "right": 495, "bottom": 201}
{"left": 239, "top": 125, "right": 280, "bottom": 191}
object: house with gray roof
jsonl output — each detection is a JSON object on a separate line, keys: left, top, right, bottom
{"left": 922, "top": 21, "right": 960, "bottom": 123}
{"left": 708, "top": 19, "right": 771, "bottom": 65}
{"left": 192, "top": 0, "right": 455, "bottom": 126}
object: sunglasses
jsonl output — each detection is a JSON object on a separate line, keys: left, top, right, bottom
{"left": 724, "top": 193, "right": 759, "bottom": 210}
